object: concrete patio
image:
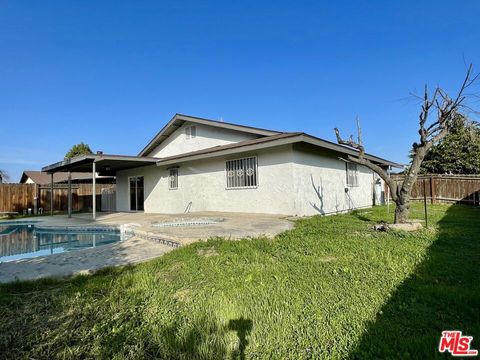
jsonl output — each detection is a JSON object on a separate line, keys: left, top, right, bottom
{"left": 0, "top": 212, "right": 293, "bottom": 283}
{"left": 81, "top": 211, "right": 293, "bottom": 244}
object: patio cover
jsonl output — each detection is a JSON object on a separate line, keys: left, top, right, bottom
{"left": 42, "top": 154, "right": 157, "bottom": 220}
{"left": 42, "top": 154, "right": 158, "bottom": 176}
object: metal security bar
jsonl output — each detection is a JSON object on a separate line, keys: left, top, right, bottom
{"left": 169, "top": 168, "right": 178, "bottom": 189}
{"left": 346, "top": 162, "right": 358, "bottom": 186}
{"left": 226, "top": 156, "right": 258, "bottom": 189}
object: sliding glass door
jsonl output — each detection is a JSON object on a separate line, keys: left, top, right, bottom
{"left": 129, "top": 176, "right": 144, "bottom": 211}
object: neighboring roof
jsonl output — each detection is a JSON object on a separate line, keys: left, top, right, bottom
{"left": 138, "top": 113, "right": 281, "bottom": 157}
{"left": 19, "top": 171, "right": 96, "bottom": 184}
{"left": 155, "top": 132, "right": 403, "bottom": 168}
{"left": 42, "top": 154, "right": 158, "bottom": 174}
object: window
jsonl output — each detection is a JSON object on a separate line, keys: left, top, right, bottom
{"left": 169, "top": 168, "right": 178, "bottom": 189}
{"left": 185, "top": 126, "right": 196, "bottom": 139}
{"left": 226, "top": 157, "right": 257, "bottom": 189}
{"left": 346, "top": 162, "right": 358, "bottom": 186}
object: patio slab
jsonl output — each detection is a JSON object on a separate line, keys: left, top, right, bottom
{"left": 0, "top": 236, "right": 172, "bottom": 284}
{"left": 17, "top": 211, "right": 294, "bottom": 245}
{"left": 0, "top": 211, "right": 293, "bottom": 283}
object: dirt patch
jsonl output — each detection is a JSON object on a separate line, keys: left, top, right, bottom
{"left": 160, "top": 262, "right": 184, "bottom": 283}
{"left": 318, "top": 256, "right": 336, "bottom": 262}
{"left": 389, "top": 222, "right": 423, "bottom": 232}
{"left": 197, "top": 247, "right": 219, "bottom": 257}
{"left": 173, "top": 288, "right": 192, "bottom": 302}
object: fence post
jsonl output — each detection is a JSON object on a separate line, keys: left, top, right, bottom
{"left": 423, "top": 179, "right": 428, "bottom": 228}
{"left": 34, "top": 184, "right": 38, "bottom": 214}
{"left": 50, "top": 173, "right": 54, "bottom": 216}
{"left": 68, "top": 171, "right": 72, "bottom": 218}
{"left": 430, "top": 176, "right": 436, "bottom": 204}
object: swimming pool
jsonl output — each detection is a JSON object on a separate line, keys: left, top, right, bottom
{"left": 0, "top": 222, "right": 126, "bottom": 262}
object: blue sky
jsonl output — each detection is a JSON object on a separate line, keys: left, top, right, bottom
{"left": 1, "top": 1, "right": 479, "bottom": 181}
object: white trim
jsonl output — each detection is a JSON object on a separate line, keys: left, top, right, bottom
{"left": 154, "top": 134, "right": 401, "bottom": 168}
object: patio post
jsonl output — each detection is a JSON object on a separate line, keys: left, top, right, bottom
{"left": 50, "top": 172, "right": 54, "bottom": 216}
{"left": 67, "top": 171, "right": 72, "bottom": 218}
{"left": 92, "top": 162, "right": 96, "bottom": 220}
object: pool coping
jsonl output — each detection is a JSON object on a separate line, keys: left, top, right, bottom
{"left": 0, "top": 221, "right": 183, "bottom": 250}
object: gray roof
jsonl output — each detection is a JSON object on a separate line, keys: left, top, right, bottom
{"left": 138, "top": 113, "right": 281, "bottom": 157}
{"left": 43, "top": 114, "right": 402, "bottom": 173}
{"left": 155, "top": 132, "right": 402, "bottom": 168}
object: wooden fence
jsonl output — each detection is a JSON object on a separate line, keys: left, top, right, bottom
{"left": 0, "top": 183, "right": 116, "bottom": 214}
{"left": 0, "top": 184, "right": 37, "bottom": 213}
{"left": 390, "top": 174, "right": 480, "bottom": 205}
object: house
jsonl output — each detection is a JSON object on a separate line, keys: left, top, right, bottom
{"left": 42, "top": 114, "right": 400, "bottom": 217}
{"left": 19, "top": 171, "right": 115, "bottom": 185}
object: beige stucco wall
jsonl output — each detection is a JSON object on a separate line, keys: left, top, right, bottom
{"left": 116, "top": 145, "right": 296, "bottom": 215}
{"left": 291, "top": 144, "right": 376, "bottom": 216}
{"left": 116, "top": 142, "right": 384, "bottom": 216}
{"left": 116, "top": 164, "right": 158, "bottom": 212}
{"left": 149, "top": 122, "right": 259, "bottom": 158}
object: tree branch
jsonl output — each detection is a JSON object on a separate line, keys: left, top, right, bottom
{"left": 333, "top": 64, "right": 478, "bottom": 223}
{"left": 335, "top": 123, "right": 398, "bottom": 201}
{"left": 334, "top": 126, "right": 365, "bottom": 157}
{"left": 344, "top": 155, "right": 398, "bottom": 201}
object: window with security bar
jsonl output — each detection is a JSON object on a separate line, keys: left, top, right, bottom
{"left": 226, "top": 157, "right": 258, "bottom": 189}
{"left": 346, "top": 162, "right": 358, "bottom": 186}
{"left": 169, "top": 168, "right": 178, "bottom": 189}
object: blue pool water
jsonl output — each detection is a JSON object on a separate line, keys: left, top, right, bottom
{"left": 0, "top": 222, "right": 125, "bottom": 262}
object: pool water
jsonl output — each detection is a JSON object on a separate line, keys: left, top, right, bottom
{"left": 0, "top": 222, "right": 125, "bottom": 262}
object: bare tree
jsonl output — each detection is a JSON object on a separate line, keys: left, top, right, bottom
{"left": 334, "top": 65, "right": 478, "bottom": 224}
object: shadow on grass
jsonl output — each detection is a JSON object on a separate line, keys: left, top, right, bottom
{"left": 148, "top": 315, "right": 253, "bottom": 360}
{"left": 229, "top": 317, "right": 253, "bottom": 360}
{"left": 350, "top": 205, "right": 480, "bottom": 359}
{"left": 91, "top": 305, "right": 253, "bottom": 359}
{"left": 351, "top": 210, "right": 374, "bottom": 223}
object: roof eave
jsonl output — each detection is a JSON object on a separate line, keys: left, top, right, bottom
{"left": 138, "top": 113, "right": 281, "bottom": 157}
{"left": 42, "top": 154, "right": 158, "bottom": 173}
{"left": 300, "top": 134, "right": 403, "bottom": 168}
{"left": 155, "top": 133, "right": 402, "bottom": 168}
{"left": 42, "top": 155, "right": 94, "bottom": 173}
{"left": 155, "top": 135, "right": 301, "bottom": 167}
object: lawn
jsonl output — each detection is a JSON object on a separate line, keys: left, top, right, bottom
{"left": 0, "top": 204, "right": 478, "bottom": 359}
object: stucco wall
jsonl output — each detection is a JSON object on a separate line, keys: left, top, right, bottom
{"left": 292, "top": 143, "right": 376, "bottom": 216}
{"left": 149, "top": 122, "right": 259, "bottom": 158}
{"left": 116, "top": 142, "right": 385, "bottom": 216}
{"left": 116, "top": 164, "right": 156, "bottom": 212}
{"left": 116, "top": 145, "right": 296, "bottom": 215}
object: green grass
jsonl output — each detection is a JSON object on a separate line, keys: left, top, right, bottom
{"left": 0, "top": 204, "right": 478, "bottom": 359}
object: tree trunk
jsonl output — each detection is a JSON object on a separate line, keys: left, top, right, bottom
{"left": 394, "top": 203, "right": 409, "bottom": 224}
